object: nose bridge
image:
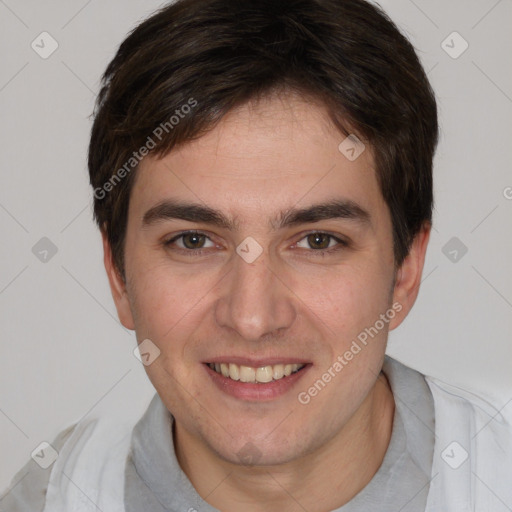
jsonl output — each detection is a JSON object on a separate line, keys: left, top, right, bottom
{"left": 214, "top": 248, "right": 296, "bottom": 341}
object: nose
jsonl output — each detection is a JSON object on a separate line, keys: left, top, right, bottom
{"left": 214, "top": 247, "right": 296, "bottom": 342}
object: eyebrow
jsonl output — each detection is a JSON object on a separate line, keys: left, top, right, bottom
{"left": 141, "top": 198, "right": 371, "bottom": 230}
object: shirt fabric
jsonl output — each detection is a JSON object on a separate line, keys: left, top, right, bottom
{"left": 2, "top": 356, "right": 435, "bottom": 511}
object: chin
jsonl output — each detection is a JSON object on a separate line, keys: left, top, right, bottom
{"left": 206, "top": 425, "right": 307, "bottom": 467}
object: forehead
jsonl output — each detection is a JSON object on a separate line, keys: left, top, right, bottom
{"left": 130, "top": 93, "right": 385, "bottom": 225}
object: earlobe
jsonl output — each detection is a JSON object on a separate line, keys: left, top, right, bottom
{"left": 101, "top": 230, "right": 136, "bottom": 330}
{"left": 388, "top": 222, "right": 431, "bottom": 331}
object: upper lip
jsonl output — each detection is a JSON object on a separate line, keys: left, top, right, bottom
{"left": 204, "top": 356, "right": 311, "bottom": 367}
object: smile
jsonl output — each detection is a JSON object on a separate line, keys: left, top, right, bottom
{"left": 207, "top": 362, "right": 306, "bottom": 383}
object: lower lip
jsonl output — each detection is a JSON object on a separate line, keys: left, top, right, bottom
{"left": 204, "top": 363, "right": 311, "bottom": 402}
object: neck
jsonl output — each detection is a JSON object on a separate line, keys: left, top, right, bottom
{"left": 174, "top": 372, "right": 395, "bottom": 512}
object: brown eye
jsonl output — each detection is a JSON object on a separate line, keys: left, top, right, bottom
{"left": 181, "top": 232, "right": 207, "bottom": 249}
{"left": 295, "top": 232, "right": 347, "bottom": 253}
{"left": 164, "top": 231, "right": 215, "bottom": 251}
{"left": 306, "top": 233, "right": 331, "bottom": 250}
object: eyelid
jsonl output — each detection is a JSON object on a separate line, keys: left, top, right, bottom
{"left": 292, "top": 230, "right": 349, "bottom": 250}
{"left": 163, "top": 229, "right": 349, "bottom": 255}
{"left": 164, "top": 230, "right": 217, "bottom": 248}
{"left": 297, "top": 229, "right": 347, "bottom": 241}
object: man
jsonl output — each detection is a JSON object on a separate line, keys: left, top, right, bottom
{"left": 3, "top": 0, "right": 511, "bottom": 510}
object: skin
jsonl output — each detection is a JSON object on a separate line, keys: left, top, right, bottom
{"left": 103, "top": 91, "right": 430, "bottom": 511}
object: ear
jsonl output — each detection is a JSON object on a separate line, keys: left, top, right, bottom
{"left": 102, "top": 229, "right": 135, "bottom": 330}
{"left": 388, "top": 222, "right": 431, "bottom": 331}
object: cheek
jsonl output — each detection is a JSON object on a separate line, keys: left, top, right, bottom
{"left": 128, "top": 250, "right": 196, "bottom": 321}
{"left": 127, "top": 256, "right": 222, "bottom": 359}
{"left": 290, "top": 261, "right": 393, "bottom": 338}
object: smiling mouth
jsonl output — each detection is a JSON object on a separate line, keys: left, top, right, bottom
{"left": 207, "top": 362, "right": 306, "bottom": 383}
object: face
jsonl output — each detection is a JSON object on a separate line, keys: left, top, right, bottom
{"left": 105, "top": 92, "right": 428, "bottom": 466}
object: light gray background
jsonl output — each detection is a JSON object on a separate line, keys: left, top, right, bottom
{"left": 1, "top": 0, "right": 511, "bottom": 492}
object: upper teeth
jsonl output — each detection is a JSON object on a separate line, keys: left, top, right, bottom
{"left": 209, "top": 362, "right": 305, "bottom": 383}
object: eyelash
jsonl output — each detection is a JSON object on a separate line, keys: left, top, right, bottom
{"left": 163, "top": 230, "right": 348, "bottom": 257}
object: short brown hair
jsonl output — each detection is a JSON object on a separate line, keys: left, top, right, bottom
{"left": 88, "top": 0, "right": 438, "bottom": 279}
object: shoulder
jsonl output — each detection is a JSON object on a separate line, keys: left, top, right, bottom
{"left": 427, "top": 374, "right": 512, "bottom": 468}
{"left": 0, "top": 424, "right": 77, "bottom": 512}
{"left": 426, "top": 375, "right": 512, "bottom": 427}
{"left": 424, "top": 376, "right": 512, "bottom": 508}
